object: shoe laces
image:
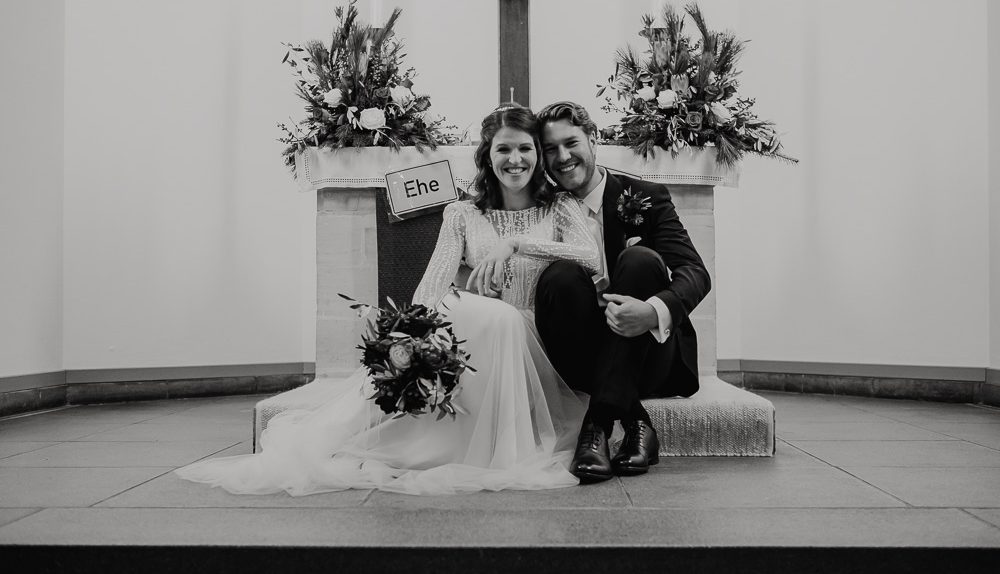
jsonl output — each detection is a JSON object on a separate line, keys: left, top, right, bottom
{"left": 582, "top": 426, "right": 604, "bottom": 449}
{"left": 623, "top": 421, "right": 647, "bottom": 448}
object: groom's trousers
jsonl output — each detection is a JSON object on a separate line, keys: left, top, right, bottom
{"left": 535, "top": 247, "right": 695, "bottom": 421}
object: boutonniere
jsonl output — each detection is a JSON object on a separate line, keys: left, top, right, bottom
{"left": 616, "top": 187, "right": 652, "bottom": 226}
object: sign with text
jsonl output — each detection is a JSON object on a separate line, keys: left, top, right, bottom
{"left": 383, "top": 160, "right": 459, "bottom": 222}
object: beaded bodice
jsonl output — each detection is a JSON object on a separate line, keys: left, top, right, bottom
{"left": 413, "top": 193, "right": 600, "bottom": 310}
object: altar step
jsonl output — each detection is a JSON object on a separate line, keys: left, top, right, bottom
{"left": 253, "top": 375, "right": 775, "bottom": 456}
{"left": 5, "top": 544, "right": 997, "bottom": 574}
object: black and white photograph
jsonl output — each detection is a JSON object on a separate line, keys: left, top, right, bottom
{"left": 1, "top": 0, "right": 999, "bottom": 571}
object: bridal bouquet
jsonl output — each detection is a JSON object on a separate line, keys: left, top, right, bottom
{"left": 597, "top": 2, "right": 796, "bottom": 166}
{"left": 339, "top": 293, "right": 473, "bottom": 420}
{"left": 278, "top": 0, "right": 458, "bottom": 173}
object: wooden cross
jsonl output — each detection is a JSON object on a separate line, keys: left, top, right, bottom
{"left": 498, "top": 0, "right": 529, "bottom": 107}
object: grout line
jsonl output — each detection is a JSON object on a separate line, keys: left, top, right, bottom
{"left": 0, "top": 507, "right": 46, "bottom": 530}
{"left": 616, "top": 477, "right": 633, "bottom": 507}
{"left": 777, "top": 440, "right": 914, "bottom": 508}
{"left": 360, "top": 489, "right": 377, "bottom": 506}
{"left": 87, "top": 467, "right": 188, "bottom": 508}
{"left": 86, "top": 439, "right": 244, "bottom": 508}
{"left": 959, "top": 508, "right": 1000, "bottom": 532}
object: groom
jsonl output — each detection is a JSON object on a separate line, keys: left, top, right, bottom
{"left": 534, "top": 101, "right": 711, "bottom": 483}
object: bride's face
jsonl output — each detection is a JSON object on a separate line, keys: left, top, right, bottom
{"left": 490, "top": 127, "right": 537, "bottom": 195}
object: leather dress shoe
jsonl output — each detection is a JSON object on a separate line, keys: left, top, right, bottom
{"left": 571, "top": 420, "right": 614, "bottom": 483}
{"left": 611, "top": 419, "right": 660, "bottom": 476}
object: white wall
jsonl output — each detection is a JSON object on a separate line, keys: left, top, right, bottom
{"left": 0, "top": 0, "right": 64, "bottom": 378}
{"left": 735, "top": 0, "right": 989, "bottom": 367}
{"left": 62, "top": 0, "right": 316, "bottom": 369}
{"left": 991, "top": 0, "right": 1000, "bottom": 371}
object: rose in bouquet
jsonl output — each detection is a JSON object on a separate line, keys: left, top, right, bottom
{"left": 597, "top": 2, "right": 796, "bottom": 166}
{"left": 278, "top": 0, "right": 459, "bottom": 173}
{"left": 339, "top": 293, "right": 473, "bottom": 420}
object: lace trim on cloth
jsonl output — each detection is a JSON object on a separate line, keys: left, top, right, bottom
{"left": 295, "top": 146, "right": 739, "bottom": 191}
{"left": 412, "top": 194, "right": 599, "bottom": 310}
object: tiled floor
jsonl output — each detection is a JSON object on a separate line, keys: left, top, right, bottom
{"left": 1, "top": 391, "right": 999, "bottom": 549}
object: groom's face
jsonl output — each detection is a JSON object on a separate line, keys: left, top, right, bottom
{"left": 541, "top": 120, "right": 597, "bottom": 197}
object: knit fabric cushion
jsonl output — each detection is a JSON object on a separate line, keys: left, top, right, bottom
{"left": 637, "top": 376, "right": 775, "bottom": 457}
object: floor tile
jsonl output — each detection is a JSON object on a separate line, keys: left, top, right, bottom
{"left": 787, "top": 440, "right": 1000, "bottom": 468}
{"left": 0, "top": 440, "right": 237, "bottom": 468}
{"left": 0, "top": 508, "right": 40, "bottom": 528}
{"left": 777, "top": 421, "right": 957, "bottom": 441}
{"left": 0, "top": 467, "right": 170, "bottom": 507}
{"left": 965, "top": 509, "right": 1000, "bottom": 529}
{"left": 3, "top": 507, "right": 998, "bottom": 547}
{"left": 0, "top": 419, "right": 129, "bottom": 442}
{"left": 0, "top": 442, "right": 57, "bottom": 459}
{"left": 27, "top": 403, "right": 191, "bottom": 424}
{"left": 844, "top": 467, "right": 1000, "bottom": 507}
{"left": 79, "top": 422, "right": 247, "bottom": 442}
{"left": 772, "top": 403, "right": 890, "bottom": 423}
{"left": 859, "top": 404, "right": 1000, "bottom": 424}
{"left": 908, "top": 423, "right": 1000, "bottom": 450}
{"left": 97, "top": 471, "right": 370, "bottom": 509}
{"left": 622, "top": 465, "right": 904, "bottom": 508}
{"left": 661, "top": 440, "right": 825, "bottom": 469}
{"left": 364, "top": 478, "right": 628, "bottom": 510}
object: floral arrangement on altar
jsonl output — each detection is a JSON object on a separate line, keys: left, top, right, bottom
{"left": 278, "top": 0, "right": 458, "bottom": 172}
{"left": 339, "top": 293, "right": 473, "bottom": 420}
{"left": 597, "top": 2, "right": 796, "bottom": 166}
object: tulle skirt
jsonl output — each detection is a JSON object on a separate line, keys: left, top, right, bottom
{"left": 175, "top": 292, "right": 589, "bottom": 495}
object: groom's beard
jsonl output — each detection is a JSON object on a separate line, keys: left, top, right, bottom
{"left": 546, "top": 156, "right": 597, "bottom": 197}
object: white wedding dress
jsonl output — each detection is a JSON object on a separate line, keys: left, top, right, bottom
{"left": 176, "top": 192, "right": 600, "bottom": 495}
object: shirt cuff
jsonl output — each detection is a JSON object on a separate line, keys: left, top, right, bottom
{"left": 645, "top": 296, "right": 672, "bottom": 343}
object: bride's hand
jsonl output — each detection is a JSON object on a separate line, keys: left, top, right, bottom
{"left": 466, "top": 238, "right": 519, "bottom": 297}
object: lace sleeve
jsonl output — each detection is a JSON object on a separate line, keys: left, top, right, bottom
{"left": 412, "top": 202, "right": 466, "bottom": 308}
{"left": 516, "top": 193, "right": 600, "bottom": 274}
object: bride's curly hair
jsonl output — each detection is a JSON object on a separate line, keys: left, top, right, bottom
{"left": 472, "top": 104, "right": 555, "bottom": 213}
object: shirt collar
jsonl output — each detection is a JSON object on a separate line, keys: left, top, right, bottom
{"left": 578, "top": 167, "right": 607, "bottom": 215}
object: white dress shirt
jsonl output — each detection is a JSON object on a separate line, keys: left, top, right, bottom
{"left": 576, "top": 169, "right": 672, "bottom": 343}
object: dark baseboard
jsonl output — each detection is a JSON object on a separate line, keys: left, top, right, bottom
{"left": 0, "top": 364, "right": 315, "bottom": 418}
{"left": 5, "top": 360, "right": 997, "bottom": 418}
{"left": 718, "top": 360, "right": 1000, "bottom": 407}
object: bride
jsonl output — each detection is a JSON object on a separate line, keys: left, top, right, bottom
{"left": 176, "top": 105, "right": 600, "bottom": 495}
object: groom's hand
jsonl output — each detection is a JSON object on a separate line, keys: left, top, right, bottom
{"left": 603, "top": 294, "right": 658, "bottom": 338}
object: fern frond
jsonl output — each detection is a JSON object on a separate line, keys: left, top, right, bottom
{"left": 714, "top": 33, "right": 745, "bottom": 76}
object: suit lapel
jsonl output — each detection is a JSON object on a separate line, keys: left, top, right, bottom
{"left": 602, "top": 171, "right": 626, "bottom": 274}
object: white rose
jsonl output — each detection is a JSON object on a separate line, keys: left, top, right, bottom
{"left": 388, "top": 341, "right": 413, "bottom": 370}
{"left": 358, "top": 107, "right": 387, "bottom": 130}
{"left": 323, "top": 88, "right": 343, "bottom": 107}
{"left": 710, "top": 102, "right": 733, "bottom": 123}
{"left": 389, "top": 85, "right": 415, "bottom": 107}
{"left": 636, "top": 85, "right": 657, "bottom": 101}
{"left": 656, "top": 89, "right": 678, "bottom": 109}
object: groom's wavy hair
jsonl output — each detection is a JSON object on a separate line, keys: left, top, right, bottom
{"left": 472, "top": 104, "right": 555, "bottom": 213}
{"left": 536, "top": 101, "right": 599, "bottom": 138}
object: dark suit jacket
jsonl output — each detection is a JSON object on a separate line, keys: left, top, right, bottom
{"left": 601, "top": 172, "right": 711, "bottom": 396}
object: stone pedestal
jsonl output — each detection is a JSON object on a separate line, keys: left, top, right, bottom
{"left": 315, "top": 188, "right": 377, "bottom": 378}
